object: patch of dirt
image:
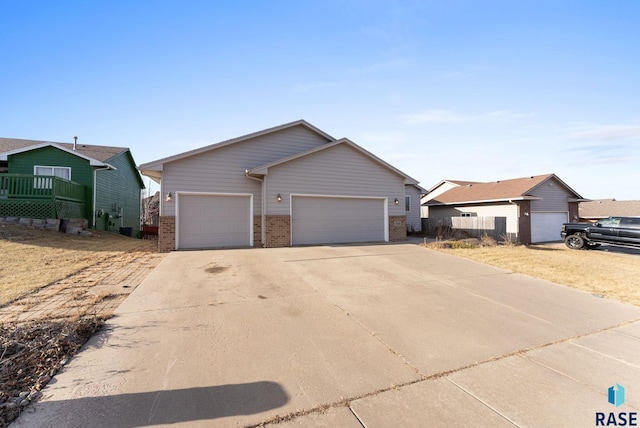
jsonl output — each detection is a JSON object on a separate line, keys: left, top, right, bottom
{"left": 0, "top": 319, "right": 104, "bottom": 427}
{"left": 0, "top": 224, "right": 164, "bottom": 427}
{"left": 0, "top": 223, "right": 158, "bottom": 305}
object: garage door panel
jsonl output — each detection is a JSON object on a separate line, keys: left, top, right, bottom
{"left": 292, "top": 196, "right": 385, "bottom": 245}
{"left": 531, "top": 212, "right": 567, "bottom": 243}
{"left": 178, "top": 194, "right": 251, "bottom": 249}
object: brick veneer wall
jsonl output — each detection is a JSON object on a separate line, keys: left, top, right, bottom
{"left": 158, "top": 216, "right": 176, "bottom": 253}
{"left": 518, "top": 200, "right": 532, "bottom": 245}
{"left": 253, "top": 215, "right": 262, "bottom": 247}
{"left": 264, "top": 215, "right": 290, "bottom": 248}
{"left": 568, "top": 201, "right": 579, "bottom": 222}
{"left": 389, "top": 216, "right": 407, "bottom": 241}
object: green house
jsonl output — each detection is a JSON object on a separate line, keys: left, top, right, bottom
{"left": 0, "top": 138, "right": 144, "bottom": 236}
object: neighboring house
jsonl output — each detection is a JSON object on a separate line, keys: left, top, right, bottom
{"left": 579, "top": 199, "right": 640, "bottom": 221}
{"left": 422, "top": 174, "right": 585, "bottom": 244}
{"left": 0, "top": 138, "right": 144, "bottom": 235}
{"left": 138, "top": 120, "right": 423, "bottom": 251}
{"left": 420, "top": 179, "right": 479, "bottom": 219}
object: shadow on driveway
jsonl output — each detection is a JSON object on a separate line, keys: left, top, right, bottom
{"left": 27, "top": 382, "right": 289, "bottom": 427}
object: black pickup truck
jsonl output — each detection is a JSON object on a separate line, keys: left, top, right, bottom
{"left": 561, "top": 216, "right": 640, "bottom": 249}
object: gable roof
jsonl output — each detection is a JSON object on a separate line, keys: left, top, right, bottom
{"left": 247, "top": 138, "right": 421, "bottom": 186}
{"left": 426, "top": 179, "right": 481, "bottom": 194}
{"left": 138, "top": 120, "right": 335, "bottom": 176}
{"left": 0, "top": 137, "right": 128, "bottom": 166}
{"left": 579, "top": 199, "right": 640, "bottom": 218}
{"left": 424, "top": 174, "right": 583, "bottom": 206}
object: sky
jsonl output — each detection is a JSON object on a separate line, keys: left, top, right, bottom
{"left": 1, "top": 1, "right": 638, "bottom": 200}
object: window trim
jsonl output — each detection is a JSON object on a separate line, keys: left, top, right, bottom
{"left": 34, "top": 165, "right": 72, "bottom": 180}
{"left": 33, "top": 165, "right": 72, "bottom": 189}
{"left": 405, "top": 195, "right": 411, "bottom": 212}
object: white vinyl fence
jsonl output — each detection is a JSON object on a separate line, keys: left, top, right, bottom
{"left": 422, "top": 217, "right": 507, "bottom": 240}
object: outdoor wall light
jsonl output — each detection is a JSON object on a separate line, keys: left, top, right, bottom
{"left": 394, "top": 198, "right": 399, "bottom": 205}
{"left": 166, "top": 192, "right": 172, "bottom": 202}
{"left": 276, "top": 193, "right": 282, "bottom": 202}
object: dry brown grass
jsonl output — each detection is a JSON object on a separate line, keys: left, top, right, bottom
{"left": 0, "top": 224, "right": 157, "bottom": 306}
{"left": 427, "top": 242, "right": 640, "bottom": 306}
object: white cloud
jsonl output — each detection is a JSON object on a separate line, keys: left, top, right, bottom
{"left": 487, "top": 110, "right": 535, "bottom": 119}
{"left": 402, "top": 109, "right": 471, "bottom": 124}
{"left": 568, "top": 125, "right": 640, "bottom": 141}
{"left": 401, "top": 108, "right": 535, "bottom": 125}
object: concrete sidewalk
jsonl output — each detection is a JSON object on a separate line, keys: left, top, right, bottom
{"left": 13, "top": 243, "right": 640, "bottom": 427}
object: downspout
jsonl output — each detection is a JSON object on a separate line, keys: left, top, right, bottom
{"left": 245, "top": 170, "right": 265, "bottom": 247}
{"left": 92, "top": 166, "right": 111, "bottom": 229}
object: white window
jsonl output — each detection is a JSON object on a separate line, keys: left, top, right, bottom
{"left": 405, "top": 195, "right": 411, "bottom": 212}
{"left": 34, "top": 166, "right": 71, "bottom": 188}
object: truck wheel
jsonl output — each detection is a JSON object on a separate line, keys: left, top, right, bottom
{"left": 564, "top": 234, "right": 585, "bottom": 249}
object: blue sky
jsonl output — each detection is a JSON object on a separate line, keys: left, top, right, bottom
{"left": 1, "top": 1, "right": 638, "bottom": 200}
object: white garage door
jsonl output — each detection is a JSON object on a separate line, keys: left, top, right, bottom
{"left": 291, "top": 196, "right": 386, "bottom": 245}
{"left": 530, "top": 212, "right": 568, "bottom": 243}
{"left": 177, "top": 194, "right": 252, "bottom": 249}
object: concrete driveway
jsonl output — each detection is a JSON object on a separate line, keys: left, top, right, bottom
{"left": 14, "top": 243, "right": 640, "bottom": 427}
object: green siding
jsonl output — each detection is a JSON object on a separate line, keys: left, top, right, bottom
{"left": 8, "top": 147, "right": 93, "bottom": 221}
{"left": 95, "top": 151, "right": 144, "bottom": 235}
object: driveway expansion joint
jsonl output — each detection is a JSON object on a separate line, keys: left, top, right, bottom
{"left": 245, "top": 317, "right": 640, "bottom": 426}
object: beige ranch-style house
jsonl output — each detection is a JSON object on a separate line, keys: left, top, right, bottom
{"left": 139, "top": 120, "right": 424, "bottom": 252}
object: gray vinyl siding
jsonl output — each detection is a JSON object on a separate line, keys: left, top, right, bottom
{"left": 405, "top": 186, "right": 421, "bottom": 232}
{"left": 428, "top": 203, "right": 518, "bottom": 234}
{"left": 161, "top": 125, "right": 329, "bottom": 216}
{"left": 95, "top": 151, "right": 144, "bottom": 235}
{"left": 264, "top": 144, "right": 405, "bottom": 216}
{"left": 529, "top": 178, "right": 572, "bottom": 212}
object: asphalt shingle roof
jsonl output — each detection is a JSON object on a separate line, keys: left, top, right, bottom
{"left": 0, "top": 138, "right": 128, "bottom": 162}
{"left": 427, "top": 174, "right": 558, "bottom": 204}
{"left": 579, "top": 199, "right": 640, "bottom": 218}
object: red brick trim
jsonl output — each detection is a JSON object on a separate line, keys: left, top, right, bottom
{"left": 568, "top": 201, "right": 579, "bottom": 222}
{"left": 253, "top": 215, "right": 262, "bottom": 247}
{"left": 158, "top": 216, "right": 176, "bottom": 253}
{"left": 518, "top": 201, "right": 531, "bottom": 245}
{"left": 389, "top": 216, "right": 407, "bottom": 241}
{"left": 264, "top": 215, "right": 290, "bottom": 248}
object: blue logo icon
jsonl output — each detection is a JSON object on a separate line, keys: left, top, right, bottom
{"left": 608, "top": 384, "right": 625, "bottom": 407}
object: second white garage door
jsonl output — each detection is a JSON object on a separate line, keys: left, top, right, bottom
{"left": 177, "top": 193, "right": 252, "bottom": 249}
{"left": 530, "top": 212, "right": 568, "bottom": 243}
{"left": 291, "top": 196, "right": 386, "bottom": 245}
